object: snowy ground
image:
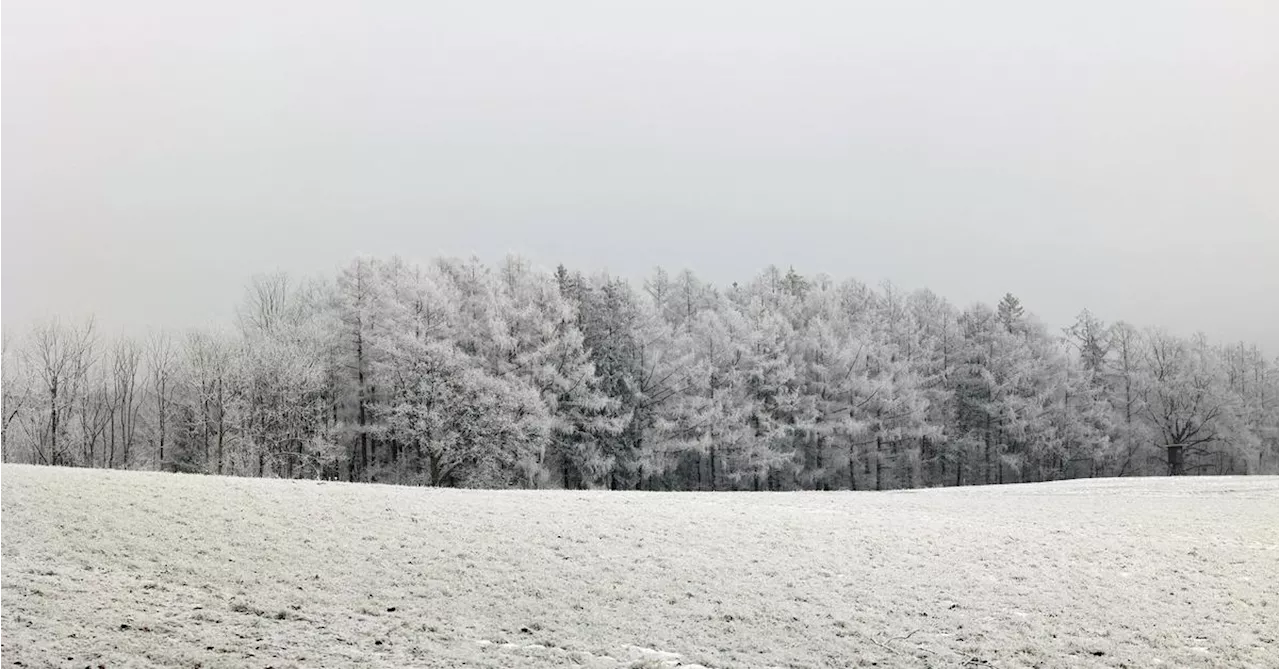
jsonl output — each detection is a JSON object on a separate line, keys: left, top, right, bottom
{"left": 1, "top": 465, "right": 1276, "bottom": 669}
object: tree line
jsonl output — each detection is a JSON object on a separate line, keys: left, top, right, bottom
{"left": 3, "top": 257, "right": 1276, "bottom": 489}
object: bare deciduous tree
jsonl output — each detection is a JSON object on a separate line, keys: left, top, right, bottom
{"left": 2, "top": 331, "right": 33, "bottom": 460}
{"left": 107, "top": 338, "right": 144, "bottom": 468}
{"left": 146, "top": 331, "right": 179, "bottom": 470}
{"left": 23, "top": 319, "right": 96, "bottom": 466}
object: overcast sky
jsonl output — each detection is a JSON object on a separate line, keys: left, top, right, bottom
{"left": 3, "top": 1, "right": 1276, "bottom": 352}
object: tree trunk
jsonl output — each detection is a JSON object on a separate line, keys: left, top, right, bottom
{"left": 107, "top": 414, "right": 116, "bottom": 468}
{"left": 848, "top": 442, "right": 857, "bottom": 491}
{"left": 428, "top": 451, "right": 442, "bottom": 486}
{"left": 202, "top": 396, "right": 211, "bottom": 470}
{"left": 50, "top": 380, "right": 59, "bottom": 466}
{"left": 874, "top": 434, "right": 883, "bottom": 491}
{"left": 216, "top": 393, "right": 225, "bottom": 475}
{"left": 709, "top": 446, "right": 717, "bottom": 491}
{"left": 983, "top": 416, "right": 992, "bottom": 485}
{"left": 157, "top": 396, "right": 166, "bottom": 469}
{"left": 1167, "top": 445, "right": 1185, "bottom": 476}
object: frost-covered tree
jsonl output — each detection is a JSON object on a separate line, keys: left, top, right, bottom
{"left": 493, "top": 256, "right": 612, "bottom": 487}
{"left": 175, "top": 331, "right": 235, "bottom": 474}
{"left": 733, "top": 299, "right": 802, "bottom": 490}
{"left": 105, "top": 337, "right": 145, "bottom": 469}
{"left": 74, "top": 358, "right": 113, "bottom": 469}
{"left": 1054, "top": 310, "right": 1116, "bottom": 476}
{"left": 2, "top": 331, "right": 32, "bottom": 461}
{"left": 1065, "top": 309, "right": 1110, "bottom": 378}
{"left": 996, "top": 293, "right": 1025, "bottom": 334}
{"left": 234, "top": 275, "right": 339, "bottom": 479}
{"left": 20, "top": 319, "right": 97, "bottom": 466}
{"left": 906, "top": 289, "right": 959, "bottom": 485}
{"left": 857, "top": 282, "right": 943, "bottom": 490}
{"left": 631, "top": 279, "right": 702, "bottom": 489}
{"left": 791, "top": 300, "right": 869, "bottom": 490}
{"left": 334, "top": 259, "right": 385, "bottom": 480}
{"left": 375, "top": 333, "right": 544, "bottom": 486}
{"left": 551, "top": 269, "right": 630, "bottom": 488}
{"left": 145, "top": 331, "right": 180, "bottom": 470}
{"left": 1107, "top": 322, "right": 1151, "bottom": 476}
{"left": 952, "top": 304, "right": 1070, "bottom": 485}
{"left": 667, "top": 297, "right": 756, "bottom": 490}
{"left": 571, "top": 274, "right": 657, "bottom": 488}
{"left": 375, "top": 257, "right": 550, "bottom": 486}
{"left": 1140, "top": 331, "right": 1255, "bottom": 475}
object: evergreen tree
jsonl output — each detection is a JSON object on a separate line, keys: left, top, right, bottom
{"left": 996, "top": 293, "right": 1025, "bottom": 334}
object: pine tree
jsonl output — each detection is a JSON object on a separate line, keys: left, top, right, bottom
{"left": 996, "top": 293, "right": 1025, "bottom": 334}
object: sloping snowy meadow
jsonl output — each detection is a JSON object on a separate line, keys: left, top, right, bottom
{"left": 1, "top": 465, "right": 1276, "bottom": 668}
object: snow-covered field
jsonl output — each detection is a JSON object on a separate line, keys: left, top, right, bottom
{"left": 1, "top": 466, "right": 1276, "bottom": 668}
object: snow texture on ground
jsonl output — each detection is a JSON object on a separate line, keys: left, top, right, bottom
{"left": 1, "top": 465, "right": 1276, "bottom": 668}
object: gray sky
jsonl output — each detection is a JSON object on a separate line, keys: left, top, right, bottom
{"left": 3, "top": 0, "right": 1277, "bottom": 352}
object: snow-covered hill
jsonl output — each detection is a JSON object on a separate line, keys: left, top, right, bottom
{"left": 2, "top": 465, "right": 1276, "bottom": 668}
